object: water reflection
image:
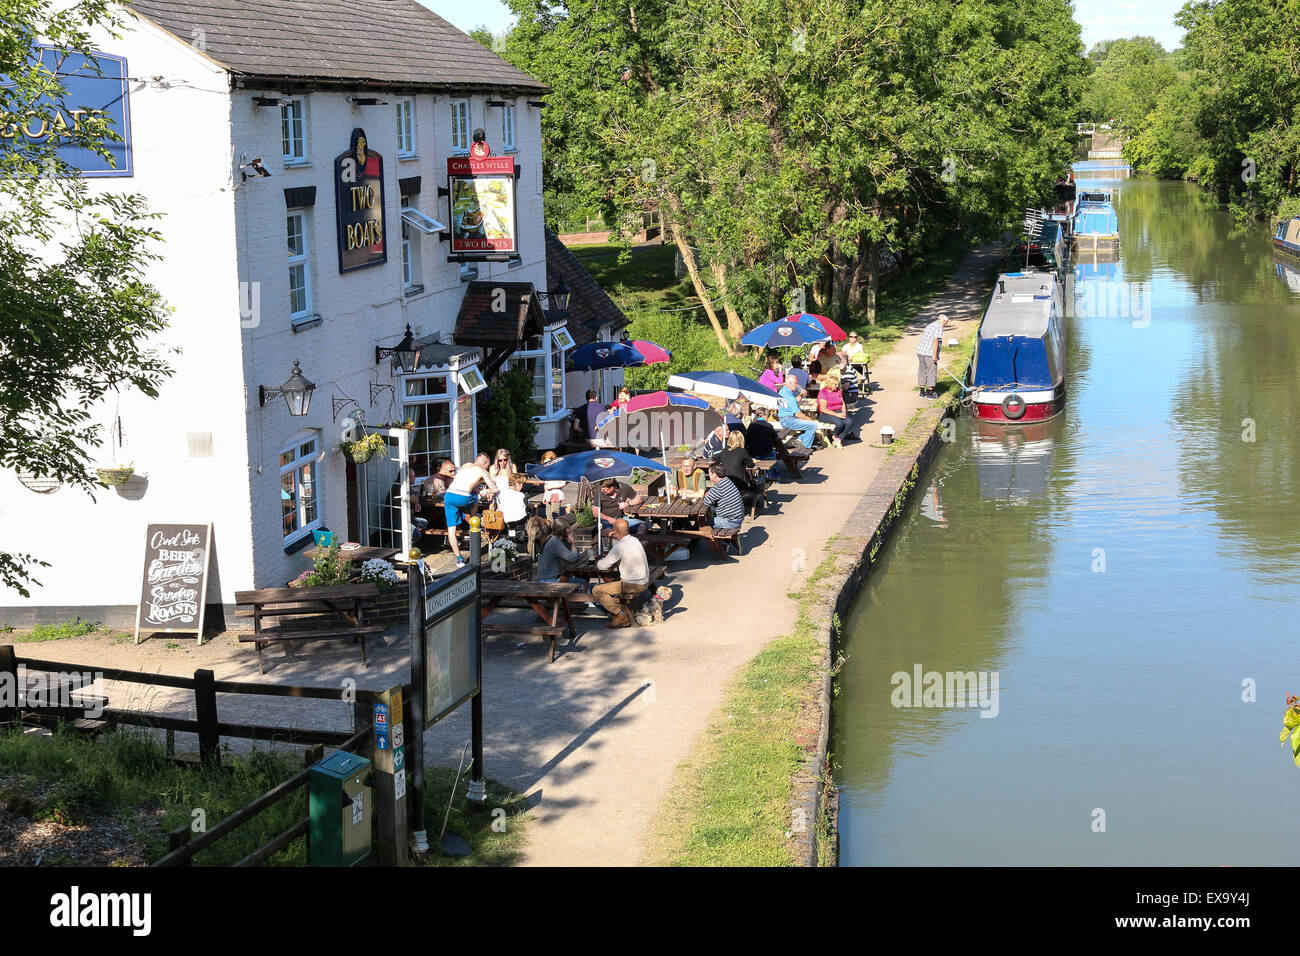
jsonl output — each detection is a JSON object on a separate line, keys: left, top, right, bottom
{"left": 974, "top": 420, "right": 1055, "bottom": 502}
{"left": 1274, "top": 255, "right": 1300, "bottom": 295}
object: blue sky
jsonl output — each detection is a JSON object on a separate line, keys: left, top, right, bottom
{"left": 420, "top": 0, "right": 1188, "bottom": 52}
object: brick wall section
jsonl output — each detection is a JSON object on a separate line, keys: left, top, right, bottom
{"left": 787, "top": 397, "right": 957, "bottom": 866}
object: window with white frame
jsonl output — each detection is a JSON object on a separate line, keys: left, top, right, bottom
{"left": 502, "top": 103, "right": 516, "bottom": 150}
{"left": 281, "top": 98, "right": 306, "bottom": 163}
{"left": 280, "top": 435, "right": 321, "bottom": 542}
{"left": 450, "top": 98, "right": 470, "bottom": 153}
{"left": 287, "top": 210, "right": 311, "bottom": 318}
{"left": 503, "top": 329, "right": 573, "bottom": 419}
{"left": 400, "top": 196, "right": 418, "bottom": 291}
{"left": 401, "top": 373, "right": 478, "bottom": 473}
{"left": 396, "top": 98, "right": 415, "bottom": 157}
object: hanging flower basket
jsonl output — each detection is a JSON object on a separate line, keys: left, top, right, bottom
{"left": 96, "top": 465, "right": 135, "bottom": 487}
{"left": 341, "top": 433, "right": 387, "bottom": 463}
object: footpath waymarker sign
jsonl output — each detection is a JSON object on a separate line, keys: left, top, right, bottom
{"left": 135, "top": 523, "right": 212, "bottom": 644}
{"left": 370, "top": 685, "right": 407, "bottom": 866}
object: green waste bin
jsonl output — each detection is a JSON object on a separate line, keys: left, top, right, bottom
{"left": 309, "top": 750, "right": 372, "bottom": 867}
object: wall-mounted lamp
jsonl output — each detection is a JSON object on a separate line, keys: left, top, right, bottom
{"left": 259, "top": 360, "right": 315, "bottom": 416}
{"left": 546, "top": 278, "right": 571, "bottom": 313}
{"left": 375, "top": 324, "right": 422, "bottom": 372}
{"left": 239, "top": 155, "right": 272, "bottom": 181}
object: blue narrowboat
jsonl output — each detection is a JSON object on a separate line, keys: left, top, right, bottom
{"left": 968, "top": 272, "right": 1067, "bottom": 424}
{"left": 1071, "top": 189, "right": 1119, "bottom": 252}
{"left": 1273, "top": 218, "right": 1300, "bottom": 260}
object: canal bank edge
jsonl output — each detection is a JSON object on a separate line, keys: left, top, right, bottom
{"left": 790, "top": 290, "right": 995, "bottom": 866}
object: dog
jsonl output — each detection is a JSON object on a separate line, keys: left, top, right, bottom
{"left": 634, "top": 586, "right": 673, "bottom": 627}
{"left": 525, "top": 516, "right": 550, "bottom": 560}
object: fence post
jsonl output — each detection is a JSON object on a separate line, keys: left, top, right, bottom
{"left": 0, "top": 646, "right": 17, "bottom": 727}
{"left": 167, "top": 823, "right": 193, "bottom": 867}
{"left": 303, "top": 744, "right": 324, "bottom": 865}
{"left": 194, "top": 669, "right": 219, "bottom": 767}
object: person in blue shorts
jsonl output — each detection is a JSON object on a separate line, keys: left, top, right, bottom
{"left": 443, "top": 452, "right": 497, "bottom": 567}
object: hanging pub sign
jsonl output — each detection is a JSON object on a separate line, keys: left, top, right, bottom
{"left": 0, "top": 46, "right": 133, "bottom": 177}
{"left": 334, "top": 127, "right": 387, "bottom": 273}
{"left": 135, "top": 523, "right": 213, "bottom": 644}
{"left": 447, "top": 149, "right": 518, "bottom": 259}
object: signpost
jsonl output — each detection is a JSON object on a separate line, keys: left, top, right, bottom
{"left": 408, "top": 518, "right": 484, "bottom": 853}
{"left": 134, "top": 522, "right": 212, "bottom": 644}
{"left": 447, "top": 153, "right": 518, "bottom": 260}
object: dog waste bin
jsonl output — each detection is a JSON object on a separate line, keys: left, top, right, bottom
{"left": 309, "top": 750, "right": 372, "bottom": 866}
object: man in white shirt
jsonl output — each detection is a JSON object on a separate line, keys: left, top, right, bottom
{"left": 595, "top": 518, "right": 650, "bottom": 628}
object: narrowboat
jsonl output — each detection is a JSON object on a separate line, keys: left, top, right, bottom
{"left": 1274, "top": 255, "right": 1300, "bottom": 294}
{"left": 968, "top": 272, "right": 1067, "bottom": 423}
{"left": 1071, "top": 189, "right": 1119, "bottom": 252}
{"left": 1015, "top": 220, "right": 1068, "bottom": 274}
{"left": 1273, "top": 218, "right": 1300, "bottom": 260}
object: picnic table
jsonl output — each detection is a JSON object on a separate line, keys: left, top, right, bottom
{"left": 480, "top": 579, "right": 581, "bottom": 661}
{"left": 624, "top": 495, "right": 711, "bottom": 528}
{"left": 235, "top": 583, "right": 383, "bottom": 674}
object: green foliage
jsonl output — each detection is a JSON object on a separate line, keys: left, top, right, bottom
{"left": 1096, "top": 1, "right": 1300, "bottom": 221}
{"left": 573, "top": 503, "right": 595, "bottom": 527}
{"left": 1281, "top": 694, "right": 1300, "bottom": 767}
{"left": 1080, "top": 36, "right": 1176, "bottom": 127}
{"left": 475, "top": 369, "right": 539, "bottom": 462}
{"left": 624, "top": 309, "right": 754, "bottom": 391}
{"left": 1, "top": 0, "right": 175, "bottom": 596}
{"left": 291, "top": 543, "right": 351, "bottom": 589}
{"left": 417, "top": 766, "right": 532, "bottom": 867}
{"left": 15, "top": 617, "right": 99, "bottom": 643}
{"left": 0, "top": 728, "right": 302, "bottom": 864}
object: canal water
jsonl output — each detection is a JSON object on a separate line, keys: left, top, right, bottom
{"left": 833, "top": 172, "right": 1300, "bottom": 865}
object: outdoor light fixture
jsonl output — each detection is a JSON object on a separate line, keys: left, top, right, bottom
{"left": 546, "top": 279, "right": 571, "bottom": 313}
{"left": 259, "top": 360, "right": 315, "bottom": 417}
{"left": 375, "top": 324, "right": 423, "bottom": 372}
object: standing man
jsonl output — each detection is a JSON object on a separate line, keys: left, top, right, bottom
{"left": 595, "top": 518, "right": 650, "bottom": 628}
{"left": 777, "top": 373, "right": 819, "bottom": 449}
{"left": 916, "top": 314, "right": 949, "bottom": 398}
{"left": 571, "top": 389, "right": 605, "bottom": 442}
{"left": 443, "top": 452, "right": 497, "bottom": 568}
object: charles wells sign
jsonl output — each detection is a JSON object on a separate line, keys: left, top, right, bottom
{"left": 334, "top": 127, "right": 387, "bottom": 273}
{"left": 448, "top": 153, "right": 518, "bottom": 258}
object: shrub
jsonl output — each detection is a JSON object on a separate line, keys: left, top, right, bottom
{"left": 476, "top": 369, "right": 539, "bottom": 464}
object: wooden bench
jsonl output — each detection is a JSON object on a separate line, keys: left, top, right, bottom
{"left": 674, "top": 526, "right": 744, "bottom": 558}
{"left": 642, "top": 533, "right": 691, "bottom": 564}
{"left": 235, "top": 583, "right": 381, "bottom": 674}
{"left": 563, "top": 564, "right": 667, "bottom": 620}
{"left": 481, "top": 624, "right": 570, "bottom": 663}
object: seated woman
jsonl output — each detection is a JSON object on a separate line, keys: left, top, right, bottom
{"left": 817, "top": 367, "right": 858, "bottom": 447}
{"left": 608, "top": 386, "right": 631, "bottom": 413}
{"left": 674, "top": 456, "right": 707, "bottom": 498}
{"left": 489, "top": 448, "right": 517, "bottom": 483}
{"left": 489, "top": 448, "right": 528, "bottom": 524}
{"left": 535, "top": 516, "right": 583, "bottom": 583}
{"left": 758, "top": 354, "right": 784, "bottom": 393}
{"left": 806, "top": 359, "right": 823, "bottom": 400}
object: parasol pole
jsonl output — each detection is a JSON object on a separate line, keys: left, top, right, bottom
{"left": 662, "top": 429, "right": 673, "bottom": 502}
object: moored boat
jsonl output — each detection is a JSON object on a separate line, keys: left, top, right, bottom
{"left": 1015, "top": 220, "right": 1068, "bottom": 274}
{"left": 1273, "top": 218, "right": 1300, "bottom": 260}
{"left": 968, "top": 271, "right": 1067, "bottom": 423}
{"left": 1071, "top": 189, "right": 1119, "bottom": 252}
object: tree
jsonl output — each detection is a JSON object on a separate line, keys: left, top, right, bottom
{"left": 1, "top": 0, "right": 174, "bottom": 596}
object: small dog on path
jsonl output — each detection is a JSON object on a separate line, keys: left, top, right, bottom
{"left": 634, "top": 586, "right": 673, "bottom": 627}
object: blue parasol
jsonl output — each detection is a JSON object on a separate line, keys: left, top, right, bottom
{"left": 740, "top": 319, "right": 830, "bottom": 349}
{"left": 568, "top": 341, "right": 646, "bottom": 371}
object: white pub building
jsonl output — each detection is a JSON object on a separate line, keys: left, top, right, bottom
{"left": 2, "top": 0, "right": 629, "bottom": 630}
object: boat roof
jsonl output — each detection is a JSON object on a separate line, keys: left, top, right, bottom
{"left": 1078, "top": 189, "right": 1112, "bottom": 203}
{"left": 980, "top": 273, "right": 1056, "bottom": 338}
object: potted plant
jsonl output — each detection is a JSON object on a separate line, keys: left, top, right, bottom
{"left": 571, "top": 503, "right": 597, "bottom": 549}
{"left": 340, "top": 432, "right": 387, "bottom": 463}
{"left": 96, "top": 462, "right": 135, "bottom": 486}
{"left": 288, "top": 542, "right": 352, "bottom": 589}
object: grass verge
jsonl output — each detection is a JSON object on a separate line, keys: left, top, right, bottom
{"left": 13, "top": 618, "right": 106, "bottom": 643}
{"left": 0, "top": 727, "right": 531, "bottom": 866}
{"left": 643, "top": 558, "right": 833, "bottom": 866}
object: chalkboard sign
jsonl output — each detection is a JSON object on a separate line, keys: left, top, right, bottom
{"left": 134, "top": 523, "right": 212, "bottom": 644}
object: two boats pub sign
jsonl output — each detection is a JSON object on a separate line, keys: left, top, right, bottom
{"left": 0, "top": 46, "right": 133, "bottom": 177}
{"left": 334, "top": 127, "right": 387, "bottom": 273}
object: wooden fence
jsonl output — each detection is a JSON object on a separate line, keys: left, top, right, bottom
{"left": 0, "top": 646, "right": 410, "bottom": 866}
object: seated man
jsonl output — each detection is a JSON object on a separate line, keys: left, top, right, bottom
{"left": 702, "top": 462, "right": 745, "bottom": 533}
{"left": 745, "top": 408, "right": 780, "bottom": 460}
{"left": 594, "top": 518, "right": 650, "bottom": 628}
{"left": 674, "top": 456, "right": 707, "bottom": 499}
{"left": 700, "top": 423, "right": 728, "bottom": 459}
{"left": 597, "top": 477, "right": 646, "bottom": 536}
{"left": 420, "top": 459, "right": 456, "bottom": 511}
{"left": 777, "top": 373, "right": 819, "bottom": 449}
